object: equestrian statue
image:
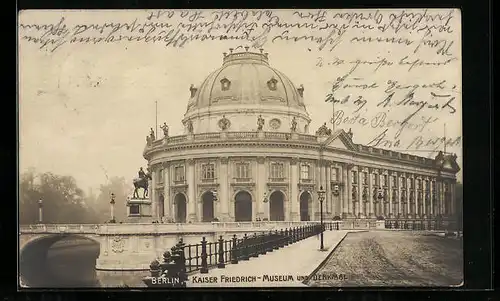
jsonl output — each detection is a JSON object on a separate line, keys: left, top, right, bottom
{"left": 133, "top": 167, "right": 152, "bottom": 199}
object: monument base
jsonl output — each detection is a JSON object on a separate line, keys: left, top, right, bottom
{"left": 126, "top": 198, "right": 153, "bottom": 223}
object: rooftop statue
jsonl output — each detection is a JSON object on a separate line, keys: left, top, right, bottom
{"left": 186, "top": 119, "right": 194, "bottom": 134}
{"left": 160, "top": 122, "right": 169, "bottom": 138}
{"left": 218, "top": 115, "right": 230, "bottom": 131}
{"left": 257, "top": 115, "right": 265, "bottom": 131}
{"left": 290, "top": 117, "right": 297, "bottom": 132}
{"left": 347, "top": 128, "right": 353, "bottom": 139}
{"left": 149, "top": 128, "right": 156, "bottom": 141}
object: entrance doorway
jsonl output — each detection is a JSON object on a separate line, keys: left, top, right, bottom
{"left": 300, "top": 191, "right": 311, "bottom": 221}
{"left": 269, "top": 191, "right": 285, "bottom": 221}
{"left": 201, "top": 191, "right": 215, "bottom": 222}
{"left": 234, "top": 191, "right": 252, "bottom": 222}
{"left": 174, "top": 193, "right": 187, "bottom": 223}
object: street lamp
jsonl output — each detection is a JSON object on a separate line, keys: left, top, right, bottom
{"left": 318, "top": 185, "right": 326, "bottom": 250}
{"left": 38, "top": 199, "right": 43, "bottom": 224}
{"left": 110, "top": 193, "right": 116, "bottom": 223}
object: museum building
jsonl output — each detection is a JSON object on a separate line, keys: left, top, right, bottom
{"left": 141, "top": 48, "right": 460, "bottom": 223}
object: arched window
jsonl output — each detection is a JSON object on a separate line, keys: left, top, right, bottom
{"left": 202, "top": 163, "right": 215, "bottom": 181}
{"left": 300, "top": 164, "right": 310, "bottom": 180}
{"left": 235, "top": 162, "right": 250, "bottom": 179}
{"left": 270, "top": 162, "right": 284, "bottom": 179}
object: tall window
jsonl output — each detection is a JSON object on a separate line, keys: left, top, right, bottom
{"left": 270, "top": 163, "right": 284, "bottom": 179}
{"left": 300, "top": 164, "right": 311, "bottom": 180}
{"left": 391, "top": 175, "right": 397, "bottom": 187}
{"left": 174, "top": 166, "right": 185, "bottom": 182}
{"left": 425, "top": 180, "right": 430, "bottom": 192}
{"left": 383, "top": 175, "right": 388, "bottom": 186}
{"left": 202, "top": 163, "right": 215, "bottom": 180}
{"left": 417, "top": 179, "right": 422, "bottom": 190}
{"left": 410, "top": 178, "right": 414, "bottom": 189}
{"left": 235, "top": 163, "right": 250, "bottom": 179}
{"left": 362, "top": 172, "right": 368, "bottom": 185}
{"left": 351, "top": 171, "right": 358, "bottom": 184}
{"left": 401, "top": 177, "right": 406, "bottom": 188}
{"left": 373, "top": 174, "right": 379, "bottom": 186}
{"left": 157, "top": 168, "right": 163, "bottom": 183}
{"left": 331, "top": 168, "right": 338, "bottom": 182}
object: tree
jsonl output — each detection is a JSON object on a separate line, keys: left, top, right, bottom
{"left": 19, "top": 170, "right": 96, "bottom": 224}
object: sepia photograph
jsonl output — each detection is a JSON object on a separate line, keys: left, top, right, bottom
{"left": 18, "top": 9, "right": 463, "bottom": 288}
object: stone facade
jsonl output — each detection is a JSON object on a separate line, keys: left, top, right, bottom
{"left": 143, "top": 49, "right": 460, "bottom": 223}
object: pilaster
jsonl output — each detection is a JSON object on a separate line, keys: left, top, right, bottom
{"left": 257, "top": 156, "right": 267, "bottom": 220}
{"left": 220, "top": 157, "right": 229, "bottom": 221}
{"left": 368, "top": 167, "right": 374, "bottom": 218}
{"left": 342, "top": 164, "right": 349, "bottom": 218}
{"left": 388, "top": 170, "right": 393, "bottom": 218}
{"left": 150, "top": 168, "right": 156, "bottom": 219}
{"left": 325, "top": 162, "right": 331, "bottom": 218}
{"left": 290, "top": 157, "right": 299, "bottom": 221}
{"left": 163, "top": 162, "right": 171, "bottom": 221}
{"left": 187, "top": 159, "right": 196, "bottom": 222}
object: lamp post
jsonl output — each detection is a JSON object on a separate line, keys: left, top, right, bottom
{"left": 110, "top": 193, "right": 116, "bottom": 223}
{"left": 38, "top": 199, "right": 43, "bottom": 224}
{"left": 318, "top": 186, "right": 326, "bottom": 250}
{"left": 262, "top": 191, "right": 269, "bottom": 221}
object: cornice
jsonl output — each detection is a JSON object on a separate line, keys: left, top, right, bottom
{"left": 144, "top": 143, "right": 455, "bottom": 176}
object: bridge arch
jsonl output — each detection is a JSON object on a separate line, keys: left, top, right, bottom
{"left": 19, "top": 233, "right": 100, "bottom": 287}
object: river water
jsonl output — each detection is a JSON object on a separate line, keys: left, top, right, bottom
{"left": 25, "top": 238, "right": 148, "bottom": 288}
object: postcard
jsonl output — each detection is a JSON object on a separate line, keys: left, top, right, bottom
{"left": 18, "top": 9, "right": 462, "bottom": 288}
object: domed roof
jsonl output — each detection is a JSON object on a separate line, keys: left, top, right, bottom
{"left": 186, "top": 48, "right": 307, "bottom": 113}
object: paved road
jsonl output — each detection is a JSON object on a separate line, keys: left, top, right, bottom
{"left": 308, "top": 231, "right": 463, "bottom": 287}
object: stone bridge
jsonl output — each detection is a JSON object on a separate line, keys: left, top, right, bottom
{"left": 19, "top": 221, "right": 328, "bottom": 273}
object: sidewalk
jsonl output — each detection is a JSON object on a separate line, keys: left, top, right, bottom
{"left": 186, "top": 230, "right": 364, "bottom": 287}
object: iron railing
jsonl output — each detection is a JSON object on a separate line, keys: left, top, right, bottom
{"left": 143, "top": 222, "right": 341, "bottom": 287}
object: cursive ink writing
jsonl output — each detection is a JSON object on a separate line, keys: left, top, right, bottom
{"left": 367, "top": 129, "right": 461, "bottom": 151}
{"left": 19, "top": 9, "right": 459, "bottom": 55}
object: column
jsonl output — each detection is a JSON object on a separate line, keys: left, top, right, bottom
{"left": 220, "top": 157, "right": 229, "bottom": 221}
{"left": 368, "top": 168, "right": 374, "bottom": 218}
{"left": 163, "top": 163, "right": 171, "bottom": 221}
{"left": 257, "top": 157, "right": 267, "bottom": 219}
{"left": 397, "top": 173, "right": 402, "bottom": 217}
{"left": 290, "top": 157, "right": 299, "bottom": 221}
{"left": 439, "top": 180, "right": 445, "bottom": 215}
{"left": 429, "top": 178, "right": 436, "bottom": 216}
{"left": 406, "top": 174, "right": 410, "bottom": 218}
{"left": 388, "top": 171, "right": 393, "bottom": 217}
{"left": 347, "top": 166, "right": 353, "bottom": 217}
{"left": 422, "top": 177, "right": 427, "bottom": 218}
{"left": 321, "top": 161, "right": 327, "bottom": 218}
{"left": 313, "top": 161, "right": 320, "bottom": 220}
{"left": 413, "top": 176, "right": 418, "bottom": 218}
{"left": 187, "top": 159, "right": 196, "bottom": 222}
{"left": 356, "top": 167, "right": 362, "bottom": 218}
{"left": 336, "top": 165, "right": 343, "bottom": 217}
{"left": 342, "top": 165, "right": 348, "bottom": 218}
{"left": 326, "top": 163, "right": 331, "bottom": 217}
{"left": 450, "top": 181, "right": 456, "bottom": 215}
{"left": 150, "top": 168, "right": 157, "bottom": 219}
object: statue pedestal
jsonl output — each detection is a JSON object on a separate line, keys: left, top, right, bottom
{"left": 126, "top": 198, "right": 153, "bottom": 223}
